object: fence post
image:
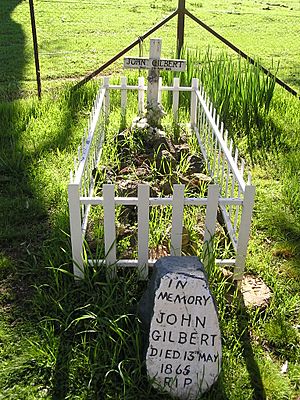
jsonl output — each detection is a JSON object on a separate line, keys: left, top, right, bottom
{"left": 170, "top": 184, "right": 185, "bottom": 256}
{"left": 103, "top": 76, "right": 110, "bottom": 119}
{"left": 68, "top": 183, "right": 84, "bottom": 279}
{"left": 234, "top": 185, "right": 256, "bottom": 280}
{"left": 203, "top": 184, "right": 219, "bottom": 269}
{"left": 103, "top": 184, "right": 117, "bottom": 279}
{"left": 121, "top": 76, "right": 127, "bottom": 118}
{"left": 29, "top": 0, "right": 42, "bottom": 99}
{"left": 190, "top": 78, "right": 198, "bottom": 127}
{"left": 138, "top": 184, "right": 150, "bottom": 279}
{"left": 177, "top": 0, "right": 186, "bottom": 58}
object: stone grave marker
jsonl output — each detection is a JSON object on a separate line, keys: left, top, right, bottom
{"left": 124, "top": 38, "right": 186, "bottom": 126}
{"left": 138, "top": 256, "right": 222, "bottom": 399}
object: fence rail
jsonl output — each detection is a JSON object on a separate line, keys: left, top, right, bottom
{"left": 68, "top": 76, "right": 255, "bottom": 281}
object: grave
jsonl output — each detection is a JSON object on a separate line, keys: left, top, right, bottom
{"left": 124, "top": 38, "right": 186, "bottom": 127}
{"left": 68, "top": 35, "right": 256, "bottom": 396}
{"left": 139, "top": 257, "right": 222, "bottom": 399}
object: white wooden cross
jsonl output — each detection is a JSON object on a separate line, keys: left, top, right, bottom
{"left": 124, "top": 38, "right": 186, "bottom": 126}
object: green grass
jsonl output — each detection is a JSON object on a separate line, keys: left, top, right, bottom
{"left": 1, "top": 1, "right": 300, "bottom": 398}
{"left": 1, "top": 0, "right": 299, "bottom": 98}
{"left": 1, "top": 71, "right": 300, "bottom": 398}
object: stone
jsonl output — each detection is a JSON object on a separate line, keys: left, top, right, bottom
{"left": 160, "top": 180, "right": 173, "bottom": 195}
{"left": 149, "top": 245, "right": 169, "bottom": 260}
{"left": 146, "top": 103, "right": 166, "bottom": 128}
{"left": 179, "top": 173, "right": 212, "bottom": 188}
{"left": 156, "top": 150, "right": 177, "bottom": 174}
{"left": 117, "top": 179, "right": 140, "bottom": 196}
{"left": 173, "top": 143, "right": 190, "bottom": 162}
{"left": 138, "top": 256, "right": 222, "bottom": 399}
{"left": 241, "top": 275, "right": 272, "bottom": 308}
{"left": 187, "top": 154, "right": 204, "bottom": 174}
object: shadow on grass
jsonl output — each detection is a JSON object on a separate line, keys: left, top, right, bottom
{"left": 0, "top": 0, "right": 27, "bottom": 100}
{"left": 237, "top": 295, "right": 267, "bottom": 400}
{"left": 51, "top": 330, "right": 74, "bottom": 400}
{"left": 0, "top": 82, "right": 97, "bottom": 394}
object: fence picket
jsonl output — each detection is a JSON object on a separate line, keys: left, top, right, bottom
{"left": 68, "top": 183, "right": 84, "bottom": 279}
{"left": 170, "top": 184, "right": 185, "bottom": 256}
{"left": 103, "top": 76, "right": 110, "bottom": 117}
{"left": 203, "top": 184, "right": 219, "bottom": 268}
{"left": 138, "top": 76, "right": 145, "bottom": 115}
{"left": 190, "top": 78, "right": 198, "bottom": 127}
{"left": 103, "top": 184, "right": 117, "bottom": 279}
{"left": 138, "top": 184, "right": 150, "bottom": 279}
{"left": 234, "top": 185, "right": 256, "bottom": 280}
{"left": 172, "top": 77, "right": 180, "bottom": 120}
{"left": 121, "top": 76, "right": 127, "bottom": 117}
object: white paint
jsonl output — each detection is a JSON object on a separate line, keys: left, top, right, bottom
{"left": 68, "top": 182, "right": 84, "bottom": 279}
{"left": 138, "top": 184, "right": 150, "bottom": 279}
{"left": 124, "top": 39, "right": 186, "bottom": 116}
{"left": 170, "top": 184, "right": 185, "bottom": 257}
{"left": 103, "top": 184, "right": 117, "bottom": 278}
{"left": 138, "top": 76, "right": 145, "bottom": 114}
{"left": 121, "top": 76, "right": 127, "bottom": 117}
{"left": 172, "top": 77, "right": 180, "bottom": 120}
{"left": 146, "top": 272, "right": 222, "bottom": 399}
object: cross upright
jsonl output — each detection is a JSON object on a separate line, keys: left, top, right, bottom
{"left": 124, "top": 38, "right": 186, "bottom": 126}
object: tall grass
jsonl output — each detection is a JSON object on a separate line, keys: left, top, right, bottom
{"left": 163, "top": 49, "right": 277, "bottom": 161}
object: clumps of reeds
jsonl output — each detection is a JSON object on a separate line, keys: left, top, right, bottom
{"left": 163, "top": 48, "right": 277, "bottom": 161}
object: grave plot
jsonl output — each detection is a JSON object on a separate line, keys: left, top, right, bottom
{"left": 68, "top": 48, "right": 255, "bottom": 280}
{"left": 89, "top": 109, "right": 217, "bottom": 264}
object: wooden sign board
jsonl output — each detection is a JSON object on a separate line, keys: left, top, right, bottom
{"left": 124, "top": 57, "right": 186, "bottom": 72}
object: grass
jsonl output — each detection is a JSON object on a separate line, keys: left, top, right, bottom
{"left": 1, "top": 66, "right": 300, "bottom": 398}
{"left": 1, "top": 0, "right": 299, "bottom": 98}
{"left": 1, "top": 1, "right": 300, "bottom": 398}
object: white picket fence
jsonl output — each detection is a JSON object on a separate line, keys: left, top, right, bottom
{"left": 68, "top": 76, "right": 255, "bottom": 280}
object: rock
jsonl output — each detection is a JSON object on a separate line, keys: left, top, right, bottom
{"left": 220, "top": 268, "right": 233, "bottom": 280}
{"left": 135, "top": 167, "right": 149, "bottom": 178}
{"left": 173, "top": 143, "right": 190, "bottom": 162}
{"left": 178, "top": 173, "right": 212, "bottom": 193}
{"left": 149, "top": 245, "right": 169, "bottom": 260}
{"left": 146, "top": 129, "right": 174, "bottom": 154}
{"left": 241, "top": 275, "right": 272, "bottom": 308}
{"left": 156, "top": 150, "right": 177, "bottom": 174}
{"left": 138, "top": 256, "right": 222, "bottom": 399}
{"left": 187, "top": 154, "right": 204, "bottom": 174}
{"left": 160, "top": 180, "right": 173, "bottom": 195}
{"left": 134, "top": 154, "right": 151, "bottom": 167}
{"left": 118, "top": 166, "right": 133, "bottom": 176}
{"left": 131, "top": 116, "right": 149, "bottom": 130}
{"left": 188, "top": 173, "right": 212, "bottom": 188}
{"left": 146, "top": 103, "right": 166, "bottom": 127}
{"left": 117, "top": 179, "right": 140, "bottom": 197}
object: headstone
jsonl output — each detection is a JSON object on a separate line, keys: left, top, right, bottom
{"left": 124, "top": 38, "right": 186, "bottom": 127}
{"left": 138, "top": 256, "right": 222, "bottom": 399}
